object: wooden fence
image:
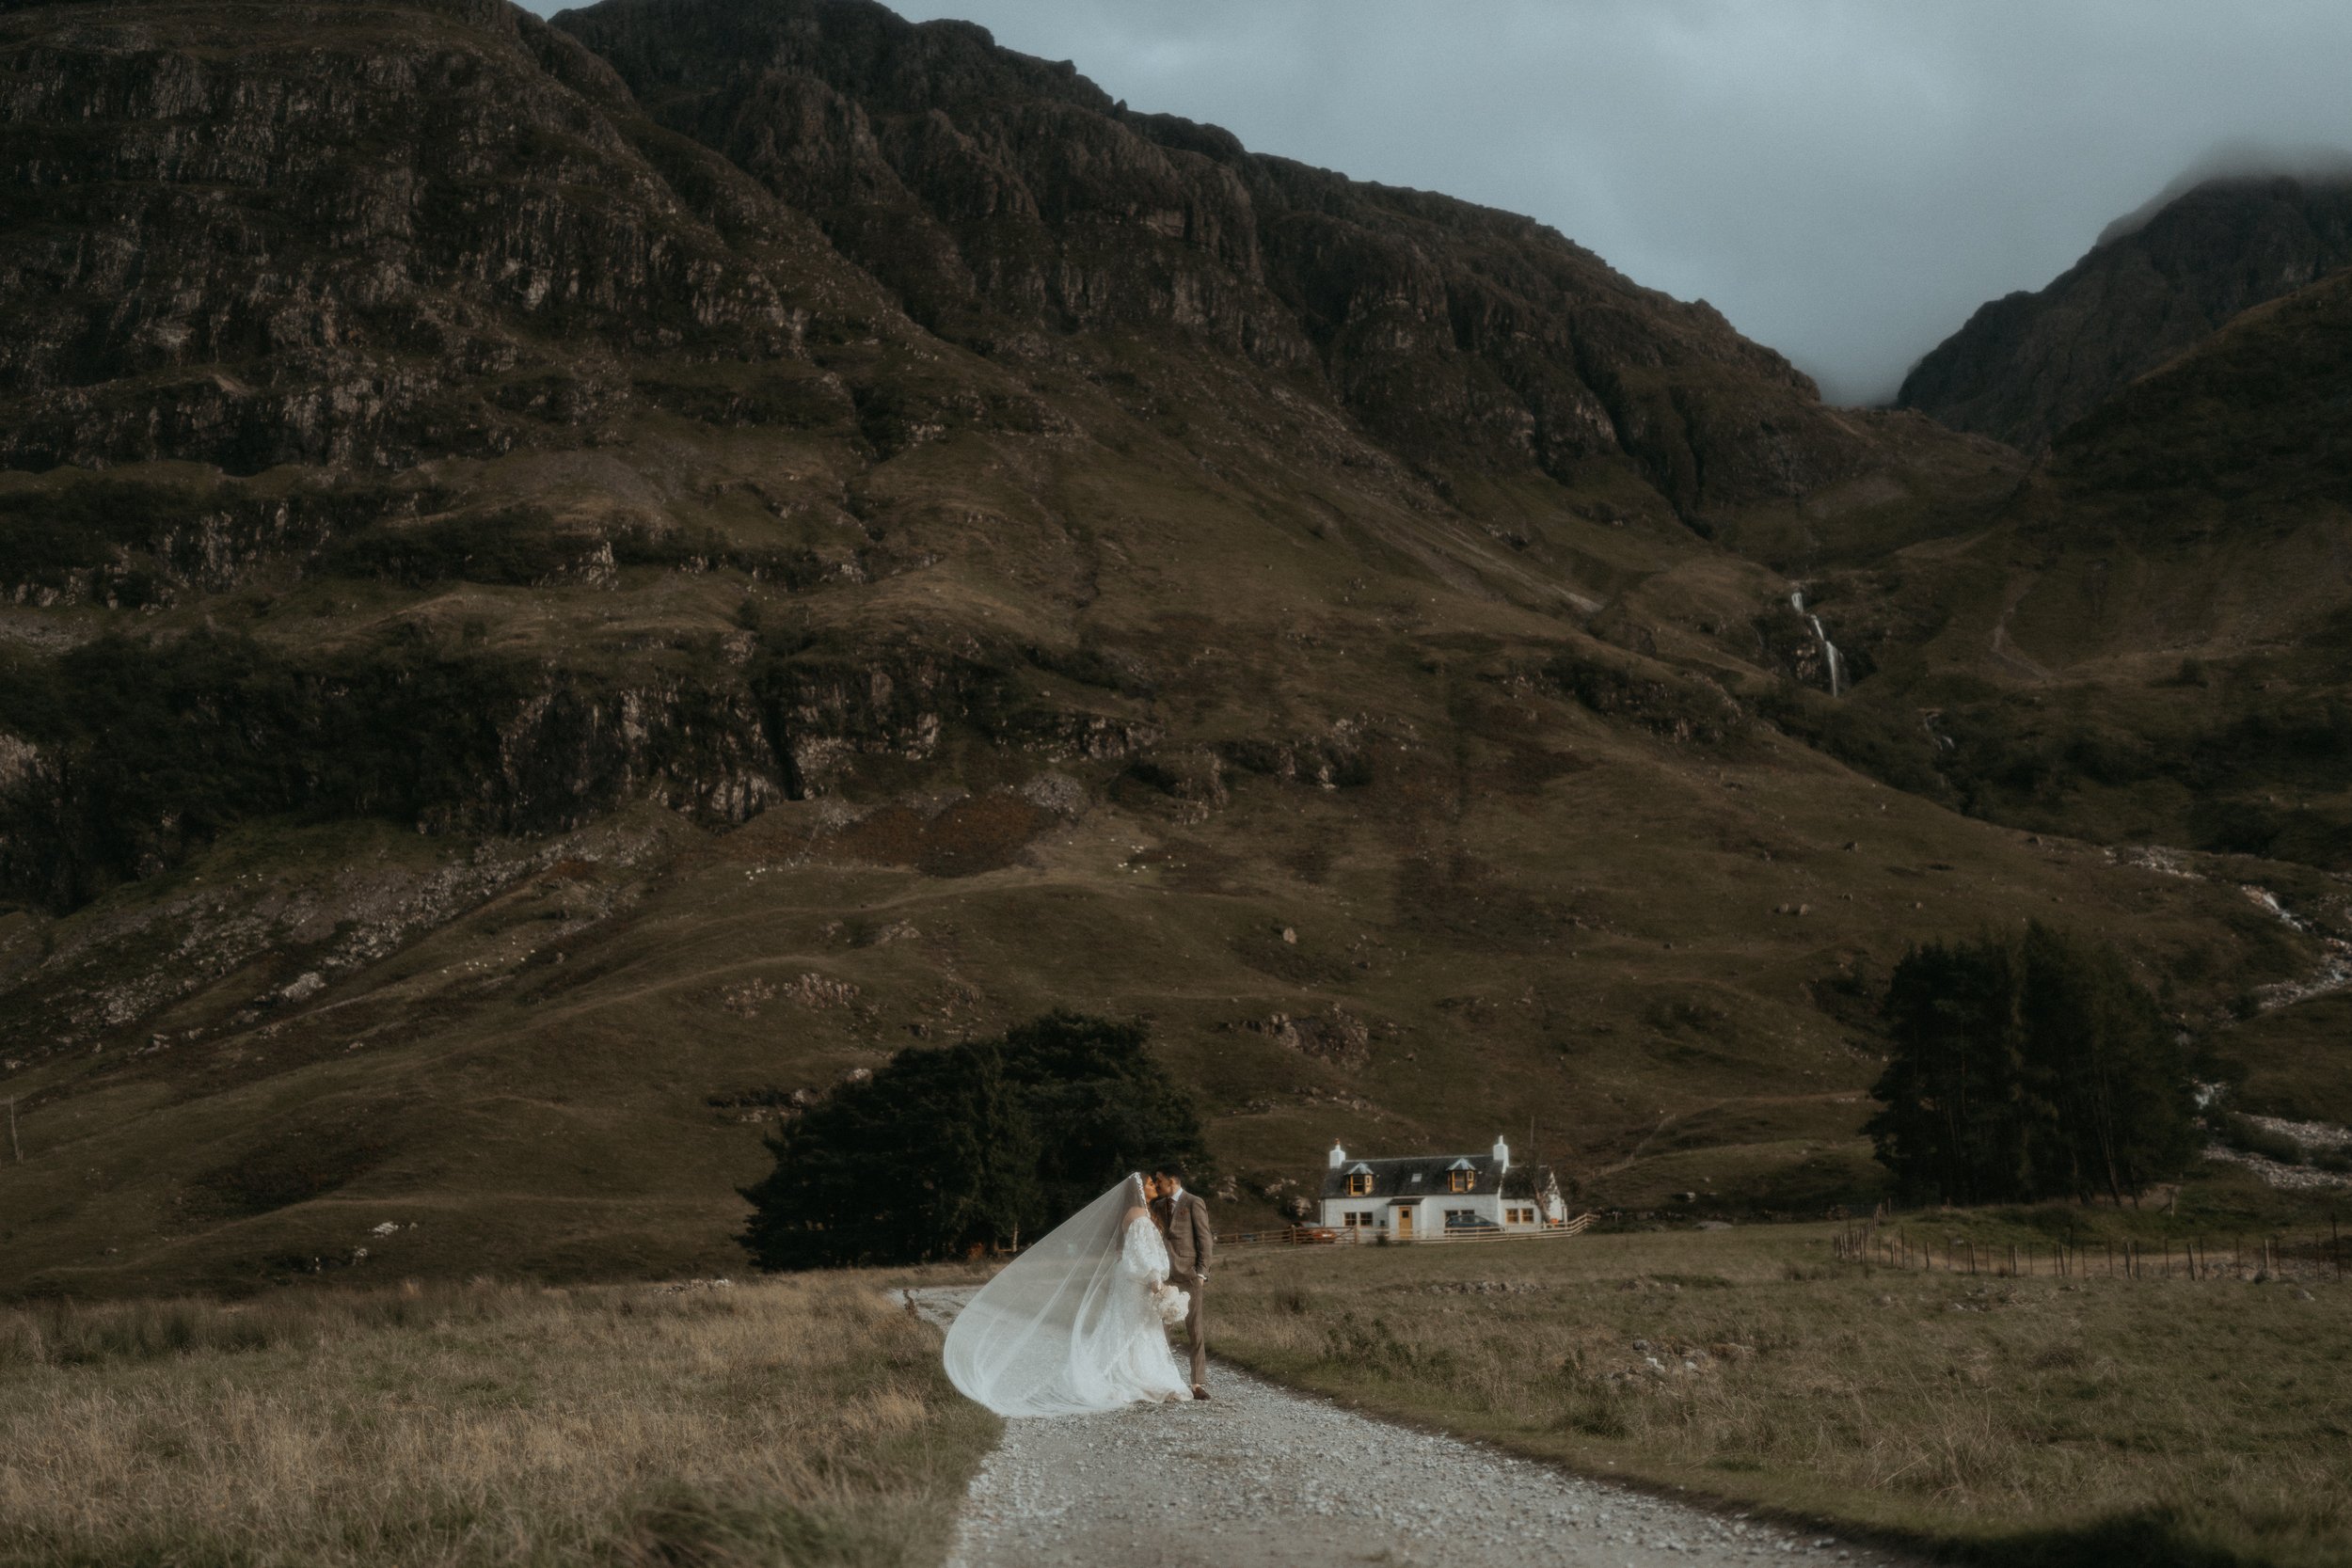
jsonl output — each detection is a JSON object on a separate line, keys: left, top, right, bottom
{"left": 1215, "top": 1212, "right": 1598, "bottom": 1250}
{"left": 1834, "top": 1218, "right": 2347, "bottom": 1283}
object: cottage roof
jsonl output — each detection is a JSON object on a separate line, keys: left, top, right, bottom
{"left": 1323, "top": 1152, "right": 1562, "bottom": 1202}
{"left": 1323, "top": 1153, "right": 1503, "bottom": 1200}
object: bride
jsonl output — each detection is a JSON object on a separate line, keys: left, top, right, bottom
{"left": 942, "top": 1172, "right": 1192, "bottom": 1416}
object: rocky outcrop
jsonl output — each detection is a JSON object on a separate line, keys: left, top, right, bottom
{"left": 0, "top": 620, "right": 1157, "bottom": 908}
{"left": 1899, "top": 173, "right": 2352, "bottom": 451}
{"left": 558, "top": 0, "right": 1879, "bottom": 525}
{"left": 0, "top": 0, "right": 862, "bottom": 473}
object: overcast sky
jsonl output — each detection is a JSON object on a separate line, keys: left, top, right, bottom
{"left": 538, "top": 1, "right": 2352, "bottom": 404}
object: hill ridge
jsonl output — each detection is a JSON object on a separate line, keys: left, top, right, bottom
{"left": 1897, "top": 170, "right": 2352, "bottom": 451}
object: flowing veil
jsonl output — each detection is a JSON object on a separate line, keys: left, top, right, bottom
{"left": 942, "top": 1172, "right": 1168, "bottom": 1417}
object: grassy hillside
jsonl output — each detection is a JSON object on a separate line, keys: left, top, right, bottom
{"left": 0, "top": 0, "right": 2343, "bottom": 1298}
{"left": 1805, "top": 271, "right": 2352, "bottom": 870}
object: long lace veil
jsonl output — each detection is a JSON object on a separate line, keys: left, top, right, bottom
{"left": 942, "top": 1172, "right": 1151, "bottom": 1417}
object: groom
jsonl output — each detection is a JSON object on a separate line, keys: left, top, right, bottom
{"left": 1150, "top": 1163, "right": 1213, "bottom": 1400}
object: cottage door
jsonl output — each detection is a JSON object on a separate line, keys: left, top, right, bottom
{"left": 1395, "top": 1207, "right": 1414, "bottom": 1240}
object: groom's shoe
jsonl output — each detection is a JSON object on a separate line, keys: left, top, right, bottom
{"left": 1192, "top": 1385, "right": 1211, "bottom": 1401}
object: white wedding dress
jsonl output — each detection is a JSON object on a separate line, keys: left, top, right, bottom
{"left": 942, "top": 1173, "right": 1191, "bottom": 1416}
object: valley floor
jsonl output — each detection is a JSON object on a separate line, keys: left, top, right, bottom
{"left": 911, "top": 1284, "right": 1915, "bottom": 1568}
{"left": 0, "top": 1273, "right": 996, "bottom": 1568}
{"left": 7, "top": 1219, "right": 2344, "bottom": 1567}
{"left": 1212, "top": 1226, "right": 2352, "bottom": 1568}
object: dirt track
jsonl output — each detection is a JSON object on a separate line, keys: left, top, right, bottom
{"left": 907, "top": 1288, "right": 1915, "bottom": 1568}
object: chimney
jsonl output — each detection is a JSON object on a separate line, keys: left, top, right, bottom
{"left": 1492, "top": 1134, "right": 1510, "bottom": 1172}
{"left": 1328, "top": 1141, "right": 1347, "bottom": 1169}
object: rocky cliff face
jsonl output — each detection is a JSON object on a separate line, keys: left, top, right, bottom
{"left": 0, "top": 0, "right": 882, "bottom": 473}
{"left": 0, "top": 0, "right": 2000, "bottom": 921}
{"left": 1898, "top": 173, "right": 2352, "bottom": 451}
{"left": 559, "top": 0, "right": 1883, "bottom": 525}
{"left": 0, "top": 0, "right": 1892, "bottom": 523}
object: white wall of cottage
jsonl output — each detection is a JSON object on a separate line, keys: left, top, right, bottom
{"left": 1319, "top": 1190, "right": 1548, "bottom": 1235}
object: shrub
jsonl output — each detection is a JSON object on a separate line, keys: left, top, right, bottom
{"left": 737, "top": 1011, "right": 1210, "bottom": 1269}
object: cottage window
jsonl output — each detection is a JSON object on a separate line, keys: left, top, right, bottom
{"left": 1343, "top": 1211, "right": 1375, "bottom": 1228}
{"left": 1443, "top": 1209, "right": 1477, "bottom": 1227}
{"left": 1449, "top": 1169, "right": 1473, "bottom": 1193}
{"left": 1347, "top": 1172, "right": 1374, "bottom": 1196}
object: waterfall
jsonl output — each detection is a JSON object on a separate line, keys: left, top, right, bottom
{"left": 1789, "top": 591, "right": 1844, "bottom": 697}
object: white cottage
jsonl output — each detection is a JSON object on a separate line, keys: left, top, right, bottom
{"left": 1318, "top": 1137, "right": 1566, "bottom": 1239}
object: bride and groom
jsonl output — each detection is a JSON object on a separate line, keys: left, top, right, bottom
{"left": 943, "top": 1164, "right": 1215, "bottom": 1417}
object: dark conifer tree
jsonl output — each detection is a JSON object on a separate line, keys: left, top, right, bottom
{"left": 1868, "top": 936, "right": 2026, "bottom": 1204}
{"left": 738, "top": 1039, "right": 1041, "bottom": 1270}
{"left": 997, "top": 1010, "right": 1211, "bottom": 1223}
{"left": 738, "top": 1011, "right": 1210, "bottom": 1270}
{"left": 1867, "top": 925, "right": 2192, "bottom": 1205}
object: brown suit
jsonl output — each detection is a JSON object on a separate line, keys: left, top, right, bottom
{"left": 1152, "top": 1188, "right": 1214, "bottom": 1386}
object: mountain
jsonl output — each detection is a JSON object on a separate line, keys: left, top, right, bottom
{"left": 1897, "top": 170, "right": 2352, "bottom": 451}
{"left": 0, "top": 0, "right": 2312, "bottom": 1296}
{"left": 1812, "top": 266, "right": 2352, "bottom": 862}
{"left": 554, "top": 0, "right": 1911, "bottom": 531}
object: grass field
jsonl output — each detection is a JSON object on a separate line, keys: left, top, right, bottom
{"left": 1213, "top": 1222, "right": 2352, "bottom": 1567}
{"left": 6, "top": 1215, "right": 2346, "bottom": 1568}
{"left": 0, "top": 1273, "right": 994, "bottom": 1568}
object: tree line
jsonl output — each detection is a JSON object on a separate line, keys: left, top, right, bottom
{"left": 1867, "top": 922, "right": 2196, "bottom": 1204}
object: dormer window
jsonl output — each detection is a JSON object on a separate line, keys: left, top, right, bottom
{"left": 1449, "top": 1169, "right": 1473, "bottom": 1193}
{"left": 1347, "top": 1172, "right": 1373, "bottom": 1196}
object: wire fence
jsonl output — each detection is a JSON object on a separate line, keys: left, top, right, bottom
{"left": 1834, "top": 1217, "right": 2348, "bottom": 1284}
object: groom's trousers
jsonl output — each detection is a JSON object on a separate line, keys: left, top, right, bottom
{"left": 1170, "top": 1268, "right": 1207, "bottom": 1385}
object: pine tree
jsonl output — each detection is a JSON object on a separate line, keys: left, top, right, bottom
{"left": 1867, "top": 926, "right": 2192, "bottom": 1205}
{"left": 1868, "top": 937, "right": 2026, "bottom": 1204}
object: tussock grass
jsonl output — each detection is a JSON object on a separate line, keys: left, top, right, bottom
{"left": 1216, "top": 1227, "right": 2352, "bottom": 1566}
{"left": 0, "top": 1275, "right": 994, "bottom": 1568}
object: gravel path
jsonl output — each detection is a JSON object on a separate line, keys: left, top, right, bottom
{"left": 906, "top": 1288, "right": 1916, "bottom": 1568}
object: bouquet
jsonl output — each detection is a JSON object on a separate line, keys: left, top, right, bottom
{"left": 1150, "top": 1281, "right": 1190, "bottom": 1325}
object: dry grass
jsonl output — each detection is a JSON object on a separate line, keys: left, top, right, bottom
{"left": 0, "top": 1274, "right": 995, "bottom": 1568}
{"left": 1214, "top": 1226, "right": 2352, "bottom": 1566}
